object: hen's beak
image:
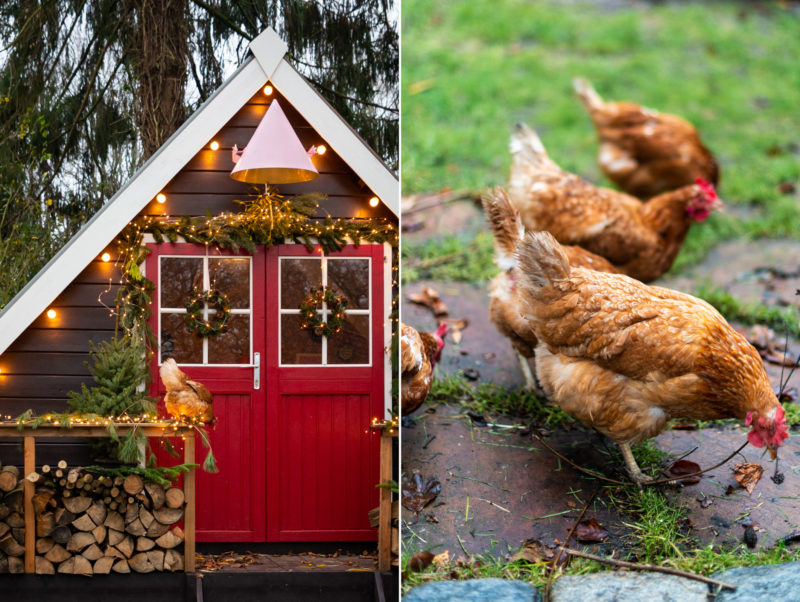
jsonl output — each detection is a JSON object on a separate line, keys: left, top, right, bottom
{"left": 766, "top": 442, "right": 778, "bottom": 460}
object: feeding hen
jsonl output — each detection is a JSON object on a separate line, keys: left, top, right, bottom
{"left": 508, "top": 123, "right": 722, "bottom": 282}
{"left": 483, "top": 186, "right": 617, "bottom": 388}
{"left": 573, "top": 77, "right": 719, "bottom": 198}
{"left": 514, "top": 231, "right": 787, "bottom": 485}
{"left": 401, "top": 322, "right": 448, "bottom": 417}
{"left": 159, "top": 358, "right": 215, "bottom": 424}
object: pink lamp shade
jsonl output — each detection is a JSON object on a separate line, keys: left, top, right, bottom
{"left": 230, "top": 99, "right": 319, "bottom": 184}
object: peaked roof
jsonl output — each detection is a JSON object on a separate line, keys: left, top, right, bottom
{"left": 0, "top": 28, "right": 398, "bottom": 357}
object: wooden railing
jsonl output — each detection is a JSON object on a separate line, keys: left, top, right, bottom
{"left": 0, "top": 424, "right": 196, "bottom": 574}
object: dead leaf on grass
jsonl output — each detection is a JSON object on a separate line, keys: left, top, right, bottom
{"left": 667, "top": 460, "right": 702, "bottom": 484}
{"left": 408, "top": 287, "right": 448, "bottom": 317}
{"left": 733, "top": 462, "right": 765, "bottom": 494}
{"left": 406, "top": 551, "right": 434, "bottom": 572}
{"left": 432, "top": 550, "right": 450, "bottom": 567}
{"left": 697, "top": 494, "right": 713, "bottom": 509}
{"left": 746, "top": 325, "right": 797, "bottom": 366}
{"left": 509, "top": 539, "right": 567, "bottom": 567}
{"left": 401, "top": 474, "right": 442, "bottom": 515}
{"left": 575, "top": 517, "right": 609, "bottom": 543}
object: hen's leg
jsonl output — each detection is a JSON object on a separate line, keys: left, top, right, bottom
{"left": 619, "top": 442, "right": 654, "bottom": 487}
{"left": 517, "top": 353, "right": 536, "bottom": 389}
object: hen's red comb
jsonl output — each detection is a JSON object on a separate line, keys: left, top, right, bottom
{"left": 695, "top": 177, "right": 717, "bottom": 200}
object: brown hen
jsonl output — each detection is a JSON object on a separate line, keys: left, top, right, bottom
{"left": 159, "top": 358, "right": 215, "bottom": 424}
{"left": 483, "top": 186, "right": 617, "bottom": 388}
{"left": 515, "top": 231, "right": 787, "bottom": 485}
{"left": 574, "top": 77, "right": 719, "bottom": 198}
{"left": 508, "top": 123, "right": 721, "bottom": 283}
{"left": 401, "top": 322, "right": 447, "bottom": 416}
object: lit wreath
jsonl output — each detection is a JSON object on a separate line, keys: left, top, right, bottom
{"left": 184, "top": 287, "right": 231, "bottom": 337}
{"left": 299, "top": 286, "right": 349, "bottom": 337}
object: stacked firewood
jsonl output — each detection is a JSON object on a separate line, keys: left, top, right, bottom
{"left": 0, "top": 460, "right": 186, "bottom": 575}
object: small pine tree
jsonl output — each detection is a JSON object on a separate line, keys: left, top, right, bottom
{"left": 69, "top": 335, "right": 156, "bottom": 461}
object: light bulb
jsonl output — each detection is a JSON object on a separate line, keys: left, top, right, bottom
{"left": 369, "top": 197, "right": 380, "bottom": 208}
{"left": 263, "top": 85, "right": 273, "bottom": 96}
{"left": 317, "top": 145, "right": 326, "bottom": 155}
{"left": 47, "top": 309, "right": 57, "bottom": 319}
{"left": 101, "top": 253, "right": 111, "bottom": 262}
{"left": 156, "top": 193, "right": 166, "bottom": 204}
{"left": 210, "top": 141, "right": 220, "bottom": 151}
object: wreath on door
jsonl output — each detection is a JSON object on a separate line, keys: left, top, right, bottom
{"left": 184, "top": 287, "right": 231, "bottom": 337}
{"left": 299, "top": 286, "right": 348, "bottom": 337}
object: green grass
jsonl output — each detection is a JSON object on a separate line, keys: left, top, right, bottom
{"left": 696, "top": 283, "right": 800, "bottom": 337}
{"left": 402, "top": 231, "right": 497, "bottom": 284}
{"left": 424, "top": 372, "right": 574, "bottom": 428}
{"left": 402, "top": 0, "right": 800, "bottom": 274}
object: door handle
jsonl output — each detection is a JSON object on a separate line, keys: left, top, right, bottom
{"left": 254, "top": 352, "right": 261, "bottom": 390}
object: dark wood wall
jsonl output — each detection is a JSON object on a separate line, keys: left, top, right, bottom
{"left": 0, "top": 86, "right": 395, "bottom": 428}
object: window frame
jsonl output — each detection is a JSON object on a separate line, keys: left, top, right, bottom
{"left": 278, "top": 255, "right": 372, "bottom": 367}
{"left": 157, "top": 254, "right": 253, "bottom": 367}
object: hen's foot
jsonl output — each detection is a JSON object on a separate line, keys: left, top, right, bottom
{"left": 619, "top": 442, "right": 655, "bottom": 488}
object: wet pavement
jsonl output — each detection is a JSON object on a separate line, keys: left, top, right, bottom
{"left": 402, "top": 197, "right": 800, "bottom": 560}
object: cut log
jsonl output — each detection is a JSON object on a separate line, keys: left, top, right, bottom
{"left": 67, "top": 469, "right": 80, "bottom": 484}
{"left": 32, "top": 490, "right": 55, "bottom": 515}
{"left": 125, "top": 504, "right": 139, "bottom": 525}
{"left": 112, "top": 559, "right": 130, "bottom": 573}
{"left": 125, "top": 518, "right": 146, "bottom": 536}
{"left": 83, "top": 473, "right": 94, "bottom": 484}
{"left": 63, "top": 496, "right": 92, "bottom": 514}
{"left": 0, "top": 533, "right": 25, "bottom": 556}
{"left": 108, "top": 529, "right": 125, "bottom": 547}
{"left": 128, "top": 552, "right": 155, "bottom": 573}
{"left": 36, "top": 537, "right": 55, "bottom": 555}
{"left": 116, "top": 534, "right": 134, "bottom": 558}
{"left": 59, "top": 555, "right": 92, "bottom": 576}
{"left": 0, "top": 523, "right": 8, "bottom": 539}
{"left": 36, "top": 512, "right": 56, "bottom": 537}
{"left": 164, "top": 487, "right": 184, "bottom": 509}
{"left": 139, "top": 507, "right": 155, "bottom": 529}
{"left": 35, "top": 556, "right": 55, "bottom": 575}
{"left": 0, "top": 466, "right": 19, "bottom": 492}
{"left": 8, "top": 555, "right": 24, "bottom": 574}
{"left": 44, "top": 544, "right": 72, "bottom": 564}
{"left": 164, "top": 549, "right": 183, "bottom": 572}
{"left": 11, "top": 527, "right": 25, "bottom": 546}
{"left": 87, "top": 500, "right": 107, "bottom": 526}
{"left": 93, "top": 556, "right": 115, "bottom": 575}
{"left": 153, "top": 506, "right": 183, "bottom": 525}
{"left": 82, "top": 543, "right": 103, "bottom": 561}
{"left": 145, "top": 482, "right": 166, "bottom": 509}
{"left": 147, "top": 549, "right": 165, "bottom": 571}
{"left": 54, "top": 507, "right": 75, "bottom": 526}
{"left": 41, "top": 464, "right": 51, "bottom": 474}
{"left": 57, "top": 460, "right": 67, "bottom": 470}
{"left": 136, "top": 536, "right": 156, "bottom": 552}
{"left": 0, "top": 554, "right": 8, "bottom": 574}
{"left": 104, "top": 510, "right": 124, "bottom": 532}
{"left": 104, "top": 546, "right": 125, "bottom": 559}
{"left": 4, "top": 490, "right": 23, "bottom": 514}
{"left": 92, "top": 524, "right": 107, "bottom": 545}
{"left": 155, "top": 529, "right": 183, "bottom": 549}
{"left": 66, "top": 531, "right": 95, "bottom": 553}
{"left": 146, "top": 520, "right": 170, "bottom": 539}
{"left": 51, "top": 526, "right": 71, "bottom": 545}
{"left": 5, "top": 513, "right": 23, "bottom": 532}
{"left": 123, "top": 474, "right": 144, "bottom": 496}
{"left": 0, "top": 504, "right": 10, "bottom": 521}
{"left": 72, "top": 513, "right": 96, "bottom": 532}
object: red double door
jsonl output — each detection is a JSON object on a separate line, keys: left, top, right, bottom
{"left": 147, "top": 243, "right": 386, "bottom": 542}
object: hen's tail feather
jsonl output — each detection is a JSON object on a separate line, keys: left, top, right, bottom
{"left": 516, "top": 231, "right": 572, "bottom": 292}
{"left": 509, "top": 123, "right": 560, "bottom": 170}
{"left": 482, "top": 186, "right": 524, "bottom": 269}
{"left": 573, "top": 77, "right": 605, "bottom": 113}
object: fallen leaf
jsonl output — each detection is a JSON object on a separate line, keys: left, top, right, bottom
{"left": 667, "top": 460, "right": 702, "bottom": 485}
{"left": 778, "top": 182, "right": 797, "bottom": 195}
{"left": 463, "top": 368, "right": 480, "bottom": 381}
{"left": 408, "top": 287, "right": 448, "bottom": 317}
{"left": 409, "top": 79, "right": 435, "bottom": 96}
{"left": 743, "top": 525, "right": 758, "bottom": 548}
{"left": 401, "top": 474, "right": 442, "bottom": 515}
{"left": 776, "top": 386, "right": 798, "bottom": 404}
{"left": 509, "top": 539, "right": 566, "bottom": 567}
{"left": 575, "top": 517, "right": 609, "bottom": 543}
{"left": 443, "top": 317, "right": 468, "bottom": 344}
{"left": 432, "top": 550, "right": 450, "bottom": 566}
{"left": 467, "top": 412, "right": 488, "bottom": 427}
{"left": 697, "top": 495, "right": 713, "bottom": 509}
{"left": 733, "top": 462, "right": 764, "bottom": 494}
{"left": 407, "top": 551, "right": 434, "bottom": 572}
{"left": 671, "top": 421, "right": 699, "bottom": 430}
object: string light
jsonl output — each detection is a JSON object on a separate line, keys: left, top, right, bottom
{"left": 210, "top": 141, "right": 220, "bottom": 151}
{"left": 263, "top": 85, "right": 273, "bottom": 96}
{"left": 316, "top": 145, "right": 326, "bottom": 155}
{"left": 46, "top": 309, "right": 57, "bottom": 319}
{"left": 156, "top": 193, "right": 166, "bottom": 204}
{"left": 101, "top": 253, "right": 111, "bottom": 262}
{"left": 369, "top": 197, "right": 380, "bottom": 208}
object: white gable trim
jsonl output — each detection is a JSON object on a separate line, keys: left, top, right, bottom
{"left": 0, "top": 27, "right": 397, "bottom": 357}
{"left": 249, "top": 31, "right": 399, "bottom": 216}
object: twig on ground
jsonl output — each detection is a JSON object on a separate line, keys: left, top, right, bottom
{"left": 645, "top": 441, "right": 749, "bottom": 486}
{"left": 559, "top": 547, "right": 736, "bottom": 591}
